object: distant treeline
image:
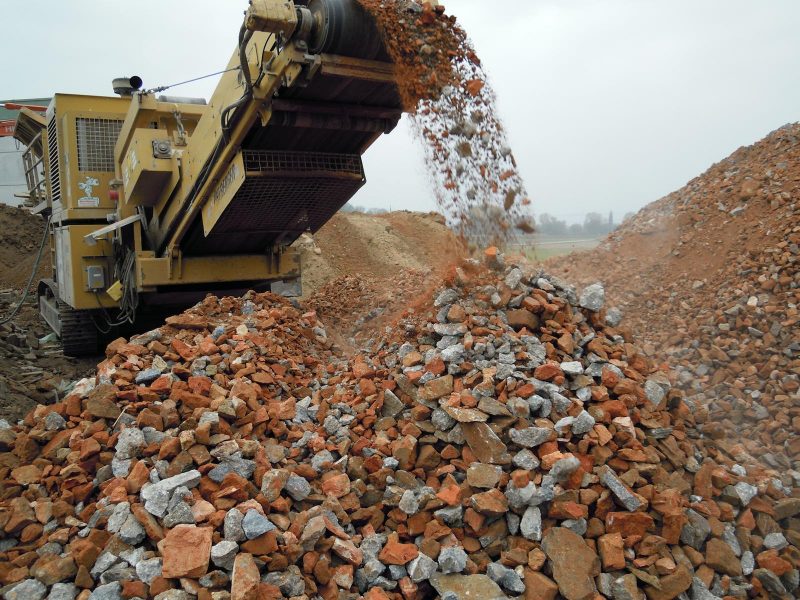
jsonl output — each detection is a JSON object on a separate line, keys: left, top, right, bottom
{"left": 535, "top": 211, "right": 633, "bottom": 237}
{"left": 341, "top": 204, "right": 632, "bottom": 238}
{"left": 341, "top": 203, "right": 388, "bottom": 215}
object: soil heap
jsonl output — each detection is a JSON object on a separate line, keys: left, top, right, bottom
{"left": 0, "top": 203, "right": 48, "bottom": 290}
{"left": 1, "top": 250, "right": 798, "bottom": 600}
{"left": 547, "top": 123, "right": 800, "bottom": 472}
{"left": 300, "top": 211, "right": 463, "bottom": 344}
{"left": 357, "top": 0, "right": 532, "bottom": 242}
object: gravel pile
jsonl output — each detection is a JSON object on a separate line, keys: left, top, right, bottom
{"left": 1, "top": 249, "right": 798, "bottom": 600}
{"left": 547, "top": 123, "right": 800, "bottom": 471}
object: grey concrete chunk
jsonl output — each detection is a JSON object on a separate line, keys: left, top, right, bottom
{"left": 438, "top": 546, "right": 468, "bottom": 574}
{"left": 118, "top": 513, "right": 146, "bottom": 545}
{"left": 763, "top": 532, "right": 788, "bottom": 550}
{"left": 579, "top": 283, "right": 605, "bottom": 311}
{"left": 520, "top": 506, "right": 542, "bottom": 541}
{"left": 600, "top": 466, "right": 644, "bottom": 511}
{"left": 283, "top": 474, "right": 310, "bottom": 502}
{"left": 47, "top": 583, "right": 78, "bottom": 600}
{"left": 88, "top": 582, "right": 122, "bottom": 600}
{"left": 210, "top": 540, "right": 238, "bottom": 571}
{"left": 162, "top": 501, "right": 195, "bottom": 528}
{"left": 486, "top": 562, "right": 525, "bottom": 594}
{"left": 733, "top": 481, "right": 758, "bottom": 506}
{"left": 223, "top": 508, "right": 246, "bottom": 542}
{"left": 572, "top": 410, "right": 595, "bottom": 435}
{"left": 550, "top": 456, "right": 581, "bottom": 482}
{"left": 115, "top": 427, "right": 145, "bottom": 460}
{"left": 408, "top": 553, "right": 437, "bottom": 583}
{"left": 681, "top": 509, "right": 711, "bottom": 551}
{"left": 6, "top": 579, "right": 47, "bottom": 600}
{"left": 140, "top": 470, "right": 201, "bottom": 502}
{"left": 208, "top": 456, "right": 255, "bottom": 483}
{"left": 242, "top": 509, "right": 275, "bottom": 539}
{"left": 509, "top": 427, "right": 551, "bottom": 448}
{"left": 135, "top": 557, "right": 162, "bottom": 585}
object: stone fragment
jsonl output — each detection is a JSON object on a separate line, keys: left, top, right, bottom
{"left": 579, "top": 283, "right": 605, "bottom": 311}
{"left": 115, "top": 427, "right": 145, "bottom": 459}
{"left": 88, "top": 582, "right": 122, "bottom": 600}
{"left": 231, "top": 553, "right": 259, "bottom": 600}
{"left": 140, "top": 470, "right": 201, "bottom": 502}
{"left": 438, "top": 546, "right": 468, "bottom": 574}
{"left": 242, "top": 509, "right": 275, "bottom": 539}
{"left": 705, "top": 537, "right": 742, "bottom": 576}
{"left": 524, "top": 571, "right": 559, "bottom": 600}
{"left": 509, "top": 427, "right": 551, "bottom": 448}
{"left": 461, "top": 422, "right": 510, "bottom": 464}
{"left": 571, "top": 410, "right": 595, "bottom": 435}
{"left": 520, "top": 506, "right": 542, "bottom": 541}
{"left": 733, "top": 481, "right": 758, "bottom": 506}
{"left": 158, "top": 525, "right": 212, "bottom": 579}
{"left": 407, "top": 553, "right": 437, "bottom": 583}
{"left": 6, "top": 579, "right": 48, "bottom": 600}
{"left": 47, "top": 583, "right": 78, "bottom": 600}
{"left": 643, "top": 565, "right": 692, "bottom": 600}
{"left": 429, "top": 573, "right": 508, "bottom": 600}
{"left": 135, "top": 557, "right": 162, "bottom": 585}
{"left": 611, "top": 574, "right": 643, "bottom": 600}
{"left": 542, "top": 527, "right": 599, "bottom": 600}
{"left": 598, "top": 532, "right": 626, "bottom": 571}
{"left": 210, "top": 541, "right": 238, "bottom": 571}
{"left": 486, "top": 562, "right": 525, "bottom": 593}
{"left": 600, "top": 466, "right": 644, "bottom": 511}
{"left": 284, "top": 474, "right": 311, "bottom": 501}
{"left": 224, "top": 508, "right": 246, "bottom": 542}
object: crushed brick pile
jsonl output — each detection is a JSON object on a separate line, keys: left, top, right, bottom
{"left": 547, "top": 123, "right": 800, "bottom": 472}
{"left": 357, "top": 0, "right": 532, "bottom": 242}
{"left": 1, "top": 250, "right": 798, "bottom": 600}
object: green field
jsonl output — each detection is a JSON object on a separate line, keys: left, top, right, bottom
{"left": 513, "top": 236, "right": 602, "bottom": 262}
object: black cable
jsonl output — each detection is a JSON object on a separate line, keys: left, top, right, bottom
{"left": 0, "top": 214, "right": 51, "bottom": 326}
{"left": 146, "top": 66, "right": 241, "bottom": 94}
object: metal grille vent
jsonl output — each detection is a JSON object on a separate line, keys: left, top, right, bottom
{"left": 76, "top": 118, "right": 123, "bottom": 172}
{"left": 47, "top": 113, "right": 61, "bottom": 205}
{"left": 242, "top": 150, "right": 364, "bottom": 176}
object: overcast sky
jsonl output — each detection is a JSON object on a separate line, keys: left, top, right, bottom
{"left": 3, "top": 1, "right": 799, "bottom": 223}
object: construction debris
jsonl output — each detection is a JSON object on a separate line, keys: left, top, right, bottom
{"left": 1, "top": 249, "right": 797, "bottom": 600}
{"left": 548, "top": 123, "right": 800, "bottom": 471}
{"left": 357, "top": 0, "right": 532, "bottom": 242}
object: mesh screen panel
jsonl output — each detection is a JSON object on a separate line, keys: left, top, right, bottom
{"left": 76, "top": 118, "right": 124, "bottom": 172}
{"left": 184, "top": 150, "right": 365, "bottom": 255}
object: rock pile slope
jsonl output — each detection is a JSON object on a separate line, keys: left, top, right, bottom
{"left": 1, "top": 250, "right": 798, "bottom": 600}
{"left": 547, "top": 123, "right": 800, "bottom": 472}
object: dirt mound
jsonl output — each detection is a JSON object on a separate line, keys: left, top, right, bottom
{"left": 0, "top": 204, "right": 48, "bottom": 290}
{"left": 548, "top": 123, "right": 800, "bottom": 468}
{"left": 301, "top": 210, "right": 464, "bottom": 341}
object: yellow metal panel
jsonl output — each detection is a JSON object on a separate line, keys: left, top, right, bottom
{"left": 49, "top": 94, "right": 132, "bottom": 215}
{"left": 137, "top": 251, "right": 300, "bottom": 288}
{"left": 121, "top": 128, "right": 178, "bottom": 207}
{"left": 245, "top": 0, "right": 298, "bottom": 37}
{"left": 53, "top": 224, "right": 117, "bottom": 310}
{"left": 201, "top": 151, "right": 246, "bottom": 236}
